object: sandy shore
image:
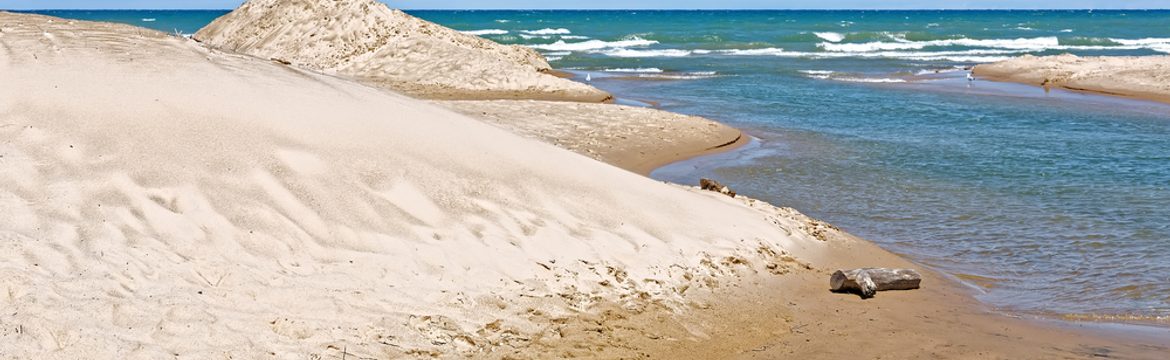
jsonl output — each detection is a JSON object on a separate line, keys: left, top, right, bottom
{"left": 599, "top": 206, "right": 1170, "bottom": 359}
{"left": 975, "top": 54, "right": 1170, "bottom": 105}
{"left": 3, "top": 8, "right": 1169, "bottom": 360}
{"left": 437, "top": 100, "right": 746, "bottom": 175}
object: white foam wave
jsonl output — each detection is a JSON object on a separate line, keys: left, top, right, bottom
{"left": 799, "top": 70, "right": 835, "bottom": 77}
{"left": 519, "top": 34, "right": 551, "bottom": 40}
{"left": 834, "top": 77, "right": 907, "bottom": 83}
{"left": 819, "top": 36, "right": 1170, "bottom": 54}
{"left": 799, "top": 70, "right": 834, "bottom": 79}
{"left": 717, "top": 48, "right": 791, "bottom": 56}
{"left": 819, "top": 37, "right": 1061, "bottom": 52}
{"left": 531, "top": 37, "right": 658, "bottom": 51}
{"left": 545, "top": 56, "right": 563, "bottom": 61}
{"left": 597, "top": 47, "right": 1022, "bottom": 62}
{"left": 1060, "top": 29, "right": 1074, "bottom": 33}
{"left": 603, "top": 68, "right": 665, "bottom": 73}
{"left": 141, "top": 18, "right": 156, "bottom": 22}
{"left": 636, "top": 72, "right": 720, "bottom": 80}
{"left": 522, "top": 28, "right": 572, "bottom": 35}
{"left": 814, "top": 32, "right": 846, "bottom": 43}
{"left": 596, "top": 48, "right": 693, "bottom": 57}
{"left": 461, "top": 29, "right": 508, "bottom": 36}
{"left": 1109, "top": 37, "right": 1170, "bottom": 46}
{"left": 561, "top": 35, "right": 590, "bottom": 40}
{"left": 799, "top": 70, "right": 907, "bottom": 83}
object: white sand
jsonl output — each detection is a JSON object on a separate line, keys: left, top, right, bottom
{"left": 0, "top": 12, "right": 827, "bottom": 358}
{"left": 193, "top": 0, "right": 611, "bottom": 102}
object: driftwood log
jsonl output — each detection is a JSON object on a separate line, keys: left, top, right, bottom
{"left": 699, "top": 178, "right": 736, "bottom": 198}
{"left": 830, "top": 268, "right": 922, "bottom": 299}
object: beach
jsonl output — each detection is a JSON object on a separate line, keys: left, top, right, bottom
{"left": 437, "top": 100, "right": 745, "bottom": 175}
{"left": 975, "top": 54, "right": 1170, "bottom": 105}
{"left": 2, "top": 3, "right": 1170, "bottom": 359}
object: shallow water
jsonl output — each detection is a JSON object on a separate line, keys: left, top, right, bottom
{"left": 25, "top": 9, "right": 1170, "bottom": 324}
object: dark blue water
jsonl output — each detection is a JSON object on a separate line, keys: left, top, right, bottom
{"left": 21, "top": 9, "right": 1170, "bottom": 324}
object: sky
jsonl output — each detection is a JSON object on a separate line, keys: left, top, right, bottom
{"left": 3, "top": 0, "right": 1169, "bottom": 10}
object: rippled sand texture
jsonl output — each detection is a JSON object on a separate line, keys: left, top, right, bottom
{"left": 976, "top": 54, "right": 1170, "bottom": 104}
{"left": 0, "top": 12, "right": 829, "bottom": 358}
{"left": 193, "top": 0, "right": 611, "bottom": 102}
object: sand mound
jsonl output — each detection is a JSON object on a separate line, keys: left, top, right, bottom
{"left": 0, "top": 12, "right": 824, "bottom": 358}
{"left": 975, "top": 54, "right": 1170, "bottom": 104}
{"left": 193, "top": 0, "right": 611, "bottom": 102}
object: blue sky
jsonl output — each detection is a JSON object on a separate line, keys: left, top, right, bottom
{"left": 3, "top": 0, "right": 1169, "bottom": 9}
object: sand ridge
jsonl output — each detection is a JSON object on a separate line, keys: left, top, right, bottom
{"left": 193, "top": 0, "right": 612, "bottom": 102}
{"left": 975, "top": 54, "right": 1170, "bottom": 105}
{"left": 437, "top": 99, "right": 746, "bottom": 175}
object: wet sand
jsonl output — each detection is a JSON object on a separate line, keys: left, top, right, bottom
{"left": 437, "top": 99, "right": 747, "bottom": 175}
{"left": 975, "top": 54, "right": 1170, "bottom": 106}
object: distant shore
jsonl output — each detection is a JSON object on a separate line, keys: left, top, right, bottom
{"left": 975, "top": 54, "right": 1170, "bottom": 106}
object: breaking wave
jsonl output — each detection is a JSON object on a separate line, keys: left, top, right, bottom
{"left": 817, "top": 36, "right": 1170, "bottom": 54}
{"left": 603, "top": 68, "right": 665, "bottom": 73}
{"left": 522, "top": 28, "right": 572, "bottom": 35}
{"left": 529, "top": 37, "right": 659, "bottom": 51}
{"left": 595, "top": 47, "right": 1020, "bottom": 62}
{"left": 460, "top": 29, "right": 508, "bottom": 36}
{"left": 814, "top": 32, "right": 846, "bottom": 43}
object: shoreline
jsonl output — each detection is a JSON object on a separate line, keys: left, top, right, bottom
{"left": 627, "top": 76, "right": 1170, "bottom": 349}
{"left": 975, "top": 71, "right": 1170, "bottom": 107}
{"left": 5, "top": 8, "right": 1168, "bottom": 358}
{"left": 436, "top": 99, "right": 747, "bottom": 176}
{"left": 974, "top": 54, "right": 1170, "bottom": 106}
{"left": 629, "top": 129, "right": 749, "bottom": 176}
{"left": 648, "top": 110, "right": 1170, "bottom": 329}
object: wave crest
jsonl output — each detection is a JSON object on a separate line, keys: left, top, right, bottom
{"left": 529, "top": 37, "right": 658, "bottom": 51}
{"left": 460, "top": 29, "right": 508, "bottom": 36}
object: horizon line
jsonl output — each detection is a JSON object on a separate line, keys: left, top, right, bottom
{"left": 6, "top": 8, "right": 1170, "bottom": 11}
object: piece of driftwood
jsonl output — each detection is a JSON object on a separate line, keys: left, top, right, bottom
{"left": 699, "top": 178, "right": 736, "bottom": 198}
{"left": 830, "top": 268, "right": 921, "bottom": 299}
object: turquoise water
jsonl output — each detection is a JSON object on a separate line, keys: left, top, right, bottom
{"left": 19, "top": 9, "right": 1170, "bottom": 325}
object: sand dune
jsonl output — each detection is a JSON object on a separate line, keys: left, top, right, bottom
{"left": 0, "top": 12, "right": 826, "bottom": 358}
{"left": 975, "top": 54, "right": 1170, "bottom": 104}
{"left": 193, "top": 0, "right": 611, "bottom": 102}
